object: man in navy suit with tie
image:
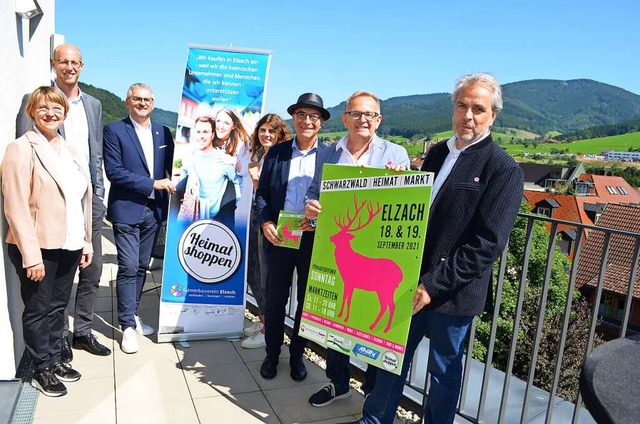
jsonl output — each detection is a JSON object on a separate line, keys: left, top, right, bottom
{"left": 103, "top": 83, "right": 175, "bottom": 354}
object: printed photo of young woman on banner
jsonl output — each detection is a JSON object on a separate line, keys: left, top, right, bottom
{"left": 158, "top": 45, "right": 272, "bottom": 342}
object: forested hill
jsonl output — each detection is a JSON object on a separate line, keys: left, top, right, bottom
{"left": 79, "top": 82, "right": 178, "bottom": 129}
{"left": 83, "top": 79, "right": 640, "bottom": 139}
{"left": 319, "top": 79, "right": 640, "bottom": 137}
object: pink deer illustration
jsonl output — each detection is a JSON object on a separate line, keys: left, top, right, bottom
{"left": 331, "top": 197, "right": 403, "bottom": 333}
{"left": 282, "top": 224, "right": 301, "bottom": 246}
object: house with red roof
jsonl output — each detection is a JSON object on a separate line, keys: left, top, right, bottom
{"left": 523, "top": 174, "right": 639, "bottom": 256}
{"left": 574, "top": 203, "right": 640, "bottom": 335}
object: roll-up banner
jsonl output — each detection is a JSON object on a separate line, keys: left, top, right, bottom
{"left": 298, "top": 164, "right": 433, "bottom": 375}
{"left": 158, "top": 45, "right": 272, "bottom": 342}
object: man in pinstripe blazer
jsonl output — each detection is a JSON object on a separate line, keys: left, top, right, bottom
{"left": 351, "top": 74, "right": 524, "bottom": 424}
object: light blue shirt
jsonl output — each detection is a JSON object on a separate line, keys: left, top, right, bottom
{"left": 183, "top": 149, "right": 241, "bottom": 219}
{"left": 336, "top": 135, "right": 410, "bottom": 168}
{"left": 284, "top": 138, "right": 318, "bottom": 214}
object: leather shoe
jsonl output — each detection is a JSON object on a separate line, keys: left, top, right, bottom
{"left": 73, "top": 334, "right": 112, "bottom": 356}
{"left": 260, "top": 356, "right": 279, "bottom": 379}
{"left": 290, "top": 357, "right": 307, "bottom": 381}
{"left": 61, "top": 337, "right": 73, "bottom": 364}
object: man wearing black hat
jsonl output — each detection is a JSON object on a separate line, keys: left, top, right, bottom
{"left": 255, "top": 93, "right": 331, "bottom": 381}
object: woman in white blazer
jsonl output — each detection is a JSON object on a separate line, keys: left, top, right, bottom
{"left": 2, "top": 86, "right": 92, "bottom": 397}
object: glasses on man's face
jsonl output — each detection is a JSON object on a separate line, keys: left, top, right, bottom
{"left": 36, "top": 104, "right": 65, "bottom": 115}
{"left": 54, "top": 59, "right": 83, "bottom": 69}
{"left": 344, "top": 111, "right": 380, "bottom": 121}
{"left": 294, "top": 111, "right": 321, "bottom": 123}
{"left": 130, "top": 96, "right": 154, "bottom": 104}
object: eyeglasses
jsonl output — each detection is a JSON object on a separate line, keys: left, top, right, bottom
{"left": 344, "top": 111, "right": 380, "bottom": 121}
{"left": 293, "top": 111, "right": 321, "bottom": 123}
{"left": 36, "top": 104, "right": 65, "bottom": 115}
{"left": 54, "top": 59, "right": 83, "bottom": 69}
{"left": 130, "top": 96, "right": 154, "bottom": 104}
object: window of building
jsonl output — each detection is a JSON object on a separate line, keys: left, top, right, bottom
{"left": 618, "top": 186, "right": 628, "bottom": 195}
{"left": 536, "top": 206, "right": 552, "bottom": 217}
{"left": 616, "top": 299, "right": 625, "bottom": 320}
{"left": 599, "top": 294, "right": 613, "bottom": 317}
{"left": 606, "top": 186, "right": 618, "bottom": 195}
{"left": 575, "top": 182, "right": 590, "bottom": 194}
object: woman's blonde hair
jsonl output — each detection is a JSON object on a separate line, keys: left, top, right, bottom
{"left": 25, "top": 86, "right": 69, "bottom": 120}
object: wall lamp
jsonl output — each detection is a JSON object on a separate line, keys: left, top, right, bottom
{"left": 15, "top": 0, "right": 42, "bottom": 19}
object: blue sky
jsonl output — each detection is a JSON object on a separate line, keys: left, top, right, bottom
{"left": 56, "top": 0, "right": 640, "bottom": 117}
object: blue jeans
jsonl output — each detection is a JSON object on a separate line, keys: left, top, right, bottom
{"left": 112, "top": 205, "right": 159, "bottom": 330}
{"left": 360, "top": 310, "right": 473, "bottom": 424}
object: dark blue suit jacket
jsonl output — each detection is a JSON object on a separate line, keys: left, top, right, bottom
{"left": 255, "top": 138, "right": 329, "bottom": 227}
{"left": 419, "top": 134, "right": 524, "bottom": 316}
{"left": 103, "top": 117, "right": 174, "bottom": 224}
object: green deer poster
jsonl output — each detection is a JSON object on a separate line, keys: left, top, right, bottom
{"left": 299, "top": 164, "right": 433, "bottom": 375}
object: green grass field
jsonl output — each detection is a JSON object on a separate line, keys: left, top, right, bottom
{"left": 318, "top": 131, "right": 346, "bottom": 140}
{"left": 503, "top": 132, "right": 640, "bottom": 155}
{"left": 319, "top": 128, "right": 640, "bottom": 159}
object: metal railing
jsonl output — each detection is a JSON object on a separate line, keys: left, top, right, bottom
{"left": 247, "top": 212, "right": 640, "bottom": 423}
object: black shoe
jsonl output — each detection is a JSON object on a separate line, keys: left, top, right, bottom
{"left": 309, "top": 383, "right": 352, "bottom": 407}
{"left": 31, "top": 368, "right": 67, "bottom": 397}
{"left": 51, "top": 361, "right": 81, "bottom": 382}
{"left": 290, "top": 357, "right": 307, "bottom": 381}
{"left": 61, "top": 337, "right": 73, "bottom": 364}
{"left": 73, "top": 334, "right": 112, "bottom": 356}
{"left": 260, "top": 356, "right": 279, "bottom": 379}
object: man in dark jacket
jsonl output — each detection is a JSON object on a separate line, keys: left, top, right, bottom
{"left": 352, "top": 74, "right": 524, "bottom": 424}
{"left": 103, "top": 83, "right": 175, "bottom": 354}
{"left": 255, "top": 93, "right": 331, "bottom": 382}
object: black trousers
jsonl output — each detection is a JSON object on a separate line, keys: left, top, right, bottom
{"left": 8, "top": 245, "right": 81, "bottom": 372}
{"left": 327, "top": 349, "right": 378, "bottom": 393}
{"left": 63, "top": 194, "right": 104, "bottom": 337}
{"left": 263, "top": 232, "right": 313, "bottom": 359}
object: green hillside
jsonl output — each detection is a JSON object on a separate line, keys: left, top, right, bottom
{"left": 319, "top": 79, "right": 640, "bottom": 138}
{"left": 79, "top": 82, "right": 178, "bottom": 129}
{"left": 500, "top": 79, "right": 640, "bottom": 132}
{"left": 83, "top": 79, "right": 640, "bottom": 155}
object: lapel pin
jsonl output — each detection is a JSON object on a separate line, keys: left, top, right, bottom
{"left": 474, "top": 177, "right": 480, "bottom": 182}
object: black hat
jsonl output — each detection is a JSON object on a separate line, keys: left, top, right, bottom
{"left": 287, "top": 93, "right": 331, "bottom": 121}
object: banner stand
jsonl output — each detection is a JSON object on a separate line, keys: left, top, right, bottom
{"left": 157, "top": 45, "right": 272, "bottom": 343}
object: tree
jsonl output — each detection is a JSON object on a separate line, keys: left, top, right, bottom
{"left": 473, "top": 204, "right": 600, "bottom": 401}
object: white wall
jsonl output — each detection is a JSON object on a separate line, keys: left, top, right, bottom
{"left": 0, "top": 0, "right": 55, "bottom": 380}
